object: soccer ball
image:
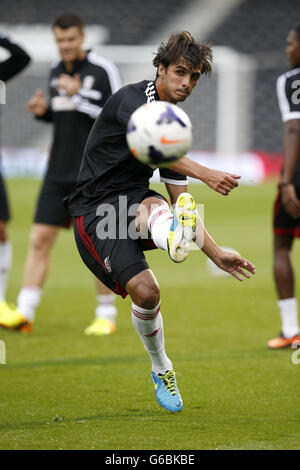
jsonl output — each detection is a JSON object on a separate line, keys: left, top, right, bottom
{"left": 206, "top": 247, "right": 239, "bottom": 278}
{"left": 126, "top": 101, "right": 193, "bottom": 167}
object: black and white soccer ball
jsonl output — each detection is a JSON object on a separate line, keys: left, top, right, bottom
{"left": 126, "top": 101, "right": 193, "bottom": 167}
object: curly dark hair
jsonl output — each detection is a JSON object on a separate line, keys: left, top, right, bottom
{"left": 153, "top": 31, "right": 213, "bottom": 75}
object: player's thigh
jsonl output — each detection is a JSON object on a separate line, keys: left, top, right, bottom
{"left": 273, "top": 187, "right": 299, "bottom": 239}
{"left": 74, "top": 237, "right": 117, "bottom": 295}
{"left": 74, "top": 214, "right": 152, "bottom": 297}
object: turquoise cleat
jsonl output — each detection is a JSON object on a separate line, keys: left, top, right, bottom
{"left": 151, "top": 370, "right": 183, "bottom": 412}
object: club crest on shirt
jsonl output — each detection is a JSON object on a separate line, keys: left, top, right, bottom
{"left": 83, "top": 75, "right": 95, "bottom": 89}
{"left": 104, "top": 256, "right": 112, "bottom": 273}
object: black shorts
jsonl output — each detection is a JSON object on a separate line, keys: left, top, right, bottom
{"left": 73, "top": 189, "right": 167, "bottom": 298}
{"left": 273, "top": 184, "right": 300, "bottom": 237}
{"left": 0, "top": 173, "right": 10, "bottom": 222}
{"left": 34, "top": 179, "right": 76, "bottom": 228}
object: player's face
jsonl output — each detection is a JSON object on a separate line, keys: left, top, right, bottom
{"left": 53, "top": 26, "right": 85, "bottom": 63}
{"left": 156, "top": 60, "right": 201, "bottom": 104}
{"left": 285, "top": 30, "right": 300, "bottom": 68}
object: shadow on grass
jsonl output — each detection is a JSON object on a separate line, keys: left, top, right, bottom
{"left": 0, "top": 408, "right": 172, "bottom": 432}
{"left": 3, "top": 355, "right": 146, "bottom": 369}
{"left": 2, "top": 348, "right": 289, "bottom": 370}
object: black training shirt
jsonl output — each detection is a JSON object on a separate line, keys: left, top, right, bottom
{"left": 37, "top": 51, "right": 121, "bottom": 183}
{"left": 67, "top": 79, "right": 188, "bottom": 215}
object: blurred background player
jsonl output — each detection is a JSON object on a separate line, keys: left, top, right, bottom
{"left": 0, "top": 14, "right": 121, "bottom": 335}
{"left": 0, "top": 32, "right": 31, "bottom": 307}
{"left": 268, "top": 23, "right": 300, "bottom": 349}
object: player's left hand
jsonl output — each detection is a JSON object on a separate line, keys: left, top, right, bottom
{"left": 214, "top": 250, "right": 256, "bottom": 281}
{"left": 56, "top": 73, "right": 81, "bottom": 96}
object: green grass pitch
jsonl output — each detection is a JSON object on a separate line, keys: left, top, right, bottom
{"left": 0, "top": 178, "right": 299, "bottom": 450}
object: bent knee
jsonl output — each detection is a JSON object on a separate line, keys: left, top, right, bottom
{"left": 132, "top": 282, "right": 160, "bottom": 309}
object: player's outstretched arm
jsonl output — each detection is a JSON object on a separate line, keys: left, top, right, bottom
{"left": 0, "top": 33, "right": 31, "bottom": 82}
{"left": 195, "top": 215, "right": 255, "bottom": 281}
{"left": 170, "top": 156, "right": 240, "bottom": 196}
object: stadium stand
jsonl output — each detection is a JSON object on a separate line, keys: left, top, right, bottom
{"left": 0, "top": 0, "right": 193, "bottom": 165}
{"left": 0, "top": 0, "right": 298, "bottom": 178}
{"left": 206, "top": 0, "right": 300, "bottom": 152}
{"left": 0, "top": 0, "right": 188, "bottom": 45}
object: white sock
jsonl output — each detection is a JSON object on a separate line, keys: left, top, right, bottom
{"left": 0, "top": 241, "right": 12, "bottom": 302}
{"left": 95, "top": 294, "right": 117, "bottom": 322}
{"left": 278, "top": 298, "right": 299, "bottom": 338}
{"left": 148, "top": 206, "right": 173, "bottom": 251}
{"left": 17, "top": 287, "right": 42, "bottom": 322}
{"left": 132, "top": 301, "right": 172, "bottom": 375}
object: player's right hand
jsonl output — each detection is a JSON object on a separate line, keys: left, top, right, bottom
{"left": 27, "top": 89, "right": 47, "bottom": 116}
{"left": 204, "top": 168, "right": 240, "bottom": 196}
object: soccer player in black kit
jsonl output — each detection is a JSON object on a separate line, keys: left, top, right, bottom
{"left": 268, "top": 24, "right": 300, "bottom": 349}
{"left": 0, "top": 15, "right": 121, "bottom": 334}
{"left": 0, "top": 33, "right": 31, "bottom": 308}
{"left": 66, "top": 31, "right": 255, "bottom": 412}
